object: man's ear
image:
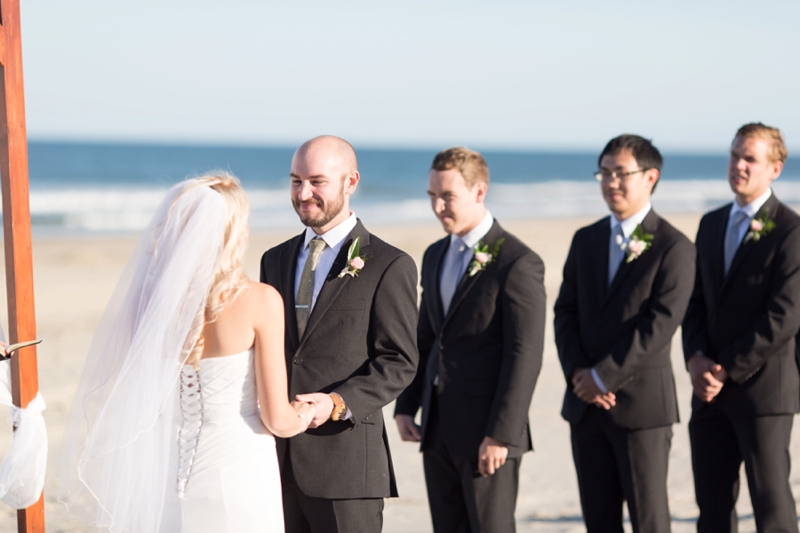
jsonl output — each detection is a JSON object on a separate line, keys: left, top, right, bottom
{"left": 474, "top": 181, "right": 488, "bottom": 203}
{"left": 344, "top": 170, "right": 360, "bottom": 196}
{"left": 645, "top": 169, "right": 659, "bottom": 192}
{"left": 771, "top": 159, "right": 784, "bottom": 181}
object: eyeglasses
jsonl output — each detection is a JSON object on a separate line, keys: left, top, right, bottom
{"left": 593, "top": 169, "right": 649, "bottom": 183}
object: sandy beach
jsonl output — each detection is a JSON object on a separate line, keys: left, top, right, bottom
{"left": 1, "top": 213, "right": 796, "bottom": 532}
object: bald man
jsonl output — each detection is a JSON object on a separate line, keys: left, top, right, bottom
{"left": 260, "top": 136, "right": 420, "bottom": 533}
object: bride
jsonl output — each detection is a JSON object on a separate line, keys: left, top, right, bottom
{"left": 58, "top": 173, "right": 313, "bottom": 532}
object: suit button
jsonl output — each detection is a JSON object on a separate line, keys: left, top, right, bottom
{"left": 439, "top": 343, "right": 444, "bottom": 352}
{"left": 292, "top": 356, "right": 302, "bottom": 365}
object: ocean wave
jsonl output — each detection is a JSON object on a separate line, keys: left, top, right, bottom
{"left": 18, "top": 180, "right": 800, "bottom": 233}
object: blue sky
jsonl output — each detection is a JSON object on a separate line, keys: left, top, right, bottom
{"left": 20, "top": 0, "right": 800, "bottom": 151}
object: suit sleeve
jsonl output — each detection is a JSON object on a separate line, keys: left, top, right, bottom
{"left": 484, "top": 251, "right": 546, "bottom": 445}
{"left": 335, "top": 254, "right": 420, "bottom": 424}
{"left": 554, "top": 233, "right": 592, "bottom": 381}
{"left": 681, "top": 222, "right": 709, "bottom": 364}
{"left": 394, "top": 263, "right": 435, "bottom": 417}
{"left": 594, "top": 237, "right": 696, "bottom": 391}
{"left": 718, "top": 222, "right": 800, "bottom": 383}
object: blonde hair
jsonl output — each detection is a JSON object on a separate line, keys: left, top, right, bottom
{"left": 183, "top": 171, "right": 250, "bottom": 366}
{"left": 431, "top": 147, "right": 489, "bottom": 189}
{"left": 735, "top": 122, "right": 788, "bottom": 163}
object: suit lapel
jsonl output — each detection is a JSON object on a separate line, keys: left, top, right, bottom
{"left": 595, "top": 218, "right": 611, "bottom": 304}
{"left": 300, "top": 220, "right": 370, "bottom": 344}
{"left": 602, "top": 210, "right": 660, "bottom": 307}
{"left": 428, "top": 238, "right": 448, "bottom": 329}
{"left": 441, "top": 221, "right": 503, "bottom": 330}
{"left": 722, "top": 194, "right": 778, "bottom": 293}
{"left": 283, "top": 233, "right": 304, "bottom": 352}
{"left": 710, "top": 204, "right": 732, "bottom": 298}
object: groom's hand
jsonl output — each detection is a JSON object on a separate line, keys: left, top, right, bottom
{"left": 395, "top": 414, "right": 421, "bottom": 442}
{"left": 295, "top": 393, "right": 333, "bottom": 428}
{"left": 478, "top": 436, "right": 508, "bottom": 477}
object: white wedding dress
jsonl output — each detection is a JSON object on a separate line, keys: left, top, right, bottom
{"left": 160, "top": 348, "right": 284, "bottom": 532}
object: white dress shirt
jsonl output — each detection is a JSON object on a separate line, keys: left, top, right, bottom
{"left": 592, "top": 203, "right": 652, "bottom": 394}
{"left": 294, "top": 212, "right": 358, "bottom": 311}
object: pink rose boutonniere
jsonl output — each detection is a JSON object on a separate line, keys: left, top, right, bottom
{"left": 338, "top": 236, "right": 368, "bottom": 278}
{"left": 744, "top": 209, "right": 775, "bottom": 243}
{"left": 622, "top": 225, "right": 653, "bottom": 263}
{"left": 467, "top": 238, "right": 505, "bottom": 277}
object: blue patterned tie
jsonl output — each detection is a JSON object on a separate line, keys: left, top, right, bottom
{"left": 608, "top": 224, "right": 625, "bottom": 286}
{"left": 440, "top": 238, "right": 468, "bottom": 314}
{"left": 724, "top": 211, "right": 749, "bottom": 276}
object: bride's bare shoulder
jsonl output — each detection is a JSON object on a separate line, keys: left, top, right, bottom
{"left": 241, "top": 279, "right": 283, "bottom": 312}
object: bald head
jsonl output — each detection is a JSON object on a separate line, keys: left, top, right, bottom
{"left": 290, "top": 135, "right": 361, "bottom": 234}
{"left": 293, "top": 135, "right": 358, "bottom": 175}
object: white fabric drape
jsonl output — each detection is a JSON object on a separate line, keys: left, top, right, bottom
{"left": 0, "top": 358, "right": 47, "bottom": 509}
{"left": 58, "top": 180, "right": 225, "bottom": 532}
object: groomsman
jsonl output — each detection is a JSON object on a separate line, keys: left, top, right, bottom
{"left": 261, "top": 136, "right": 419, "bottom": 533}
{"left": 554, "top": 134, "right": 695, "bottom": 533}
{"left": 682, "top": 123, "right": 800, "bottom": 532}
{"left": 395, "top": 147, "right": 545, "bottom": 533}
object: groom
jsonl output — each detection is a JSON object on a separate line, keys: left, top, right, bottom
{"left": 260, "top": 135, "right": 419, "bottom": 533}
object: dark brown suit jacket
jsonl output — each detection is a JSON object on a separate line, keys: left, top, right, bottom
{"left": 260, "top": 219, "right": 419, "bottom": 499}
{"left": 395, "top": 221, "right": 545, "bottom": 461}
{"left": 555, "top": 209, "right": 695, "bottom": 429}
{"left": 682, "top": 193, "right": 800, "bottom": 417}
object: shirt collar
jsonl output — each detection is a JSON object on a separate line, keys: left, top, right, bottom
{"left": 731, "top": 188, "right": 772, "bottom": 220}
{"left": 451, "top": 211, "right": 494, "bottom": 250}
{"left": 610, "top": 202, "right": 652, "bottom": 239}
{"left": 303, "top": 212, "right": 358, "bottom": 251}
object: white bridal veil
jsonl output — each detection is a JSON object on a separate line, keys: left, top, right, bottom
{"left": 58, "top": 180, "right": 225, "bottom": 532}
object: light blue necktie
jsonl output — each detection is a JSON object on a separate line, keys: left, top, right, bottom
{"left": 440, "top": 237, "right": 468, "bottom": 314}
{"left": 608, "top": 224, "right": 625, "bottom": 286}
{"left": 724, "top": 211, "right": 749, "bottom": 276}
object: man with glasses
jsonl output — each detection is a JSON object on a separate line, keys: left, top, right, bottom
{"left": 554, "top": 134, "right": 695, "bottom": 532}
{"left": 682, "top": 123, "right": 800, "bottom": 532}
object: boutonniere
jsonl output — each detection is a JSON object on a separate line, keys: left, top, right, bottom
{"left": 338, "top": 236, "right": 367, "bottom": 278}
{"left": 744, "top": 209, "right": 775, "bottom": 243}
{"left": 467, "top": 238, "right": 505, "bottom": 277}
{"left": 620, "top": 225, "right": 653, "bottom": 263}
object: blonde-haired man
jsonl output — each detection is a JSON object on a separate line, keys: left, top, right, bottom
{"left": 395, "top": 147, "right": 545, "bottom": 532}
{"left": 683, "top": 123, "right": 800, "bottom": 532}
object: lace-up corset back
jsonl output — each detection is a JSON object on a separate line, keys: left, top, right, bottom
{"left": 175, "top": 348, "right": 263, "bottom": 498}
{"left": 164, "top": 347, "right": 283, "bottom": 532}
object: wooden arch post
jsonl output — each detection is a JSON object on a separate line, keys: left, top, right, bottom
{"left": 0, "top": 0, "right": 45, "bottom": 532}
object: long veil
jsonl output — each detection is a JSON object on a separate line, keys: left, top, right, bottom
{"left": 58, "top": 180, "right": 225, "bottom": 532}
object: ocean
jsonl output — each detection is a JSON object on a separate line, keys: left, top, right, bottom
{"left": 24, "top": 141, "right": 800, "bottom": 234}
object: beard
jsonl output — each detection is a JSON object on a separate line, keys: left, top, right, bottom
{"left": 293, "top": 190, "right": 346, "bottom": 228}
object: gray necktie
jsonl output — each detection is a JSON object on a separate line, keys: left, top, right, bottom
{"left": 724, "top": 211, "right": 749, "bottom": 276}
{"left": 440, "top": 238, "right": 468, "bottom": 315}
{"left": 608, "top": 224, "right": 625, "bottom": 286}
{"left": 296, "top": 238, "right": 326, "bottom": 338}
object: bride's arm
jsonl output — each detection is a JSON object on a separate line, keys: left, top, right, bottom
{"left": 252, "top": 282, "right": 313, "bottom": 437}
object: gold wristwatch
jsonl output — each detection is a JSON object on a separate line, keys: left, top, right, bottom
{"left": 330, "top": 393, "right": 347, "bottom": 421}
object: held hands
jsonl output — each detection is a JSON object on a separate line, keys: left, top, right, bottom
{"left": 571, "top": 368, "right": 616, "bottom": 410}
{"left": 688, "top": 353, "right": 728, "bottom": 402}
{"left": 294, "top": 392, "right": 334, "bottom": 428}
{"left": 395, "top": 414, "right": 421, "bottom": 442}
{"left": 478, "top": 436, "right": 508, "bottom": 477}
{"left": 291, "top": 400, "right": 316, "bottom": 430}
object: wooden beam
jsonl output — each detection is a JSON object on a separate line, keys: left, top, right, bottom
{"left": 0, "top": 0, "right": 45, "bottom": 531}
{"left": 0, "top": 24, "right": 6, "bottom": 68}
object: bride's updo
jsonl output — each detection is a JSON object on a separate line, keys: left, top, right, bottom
{"left": 183, "top": 171, "right": 250, "bottom": 366}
